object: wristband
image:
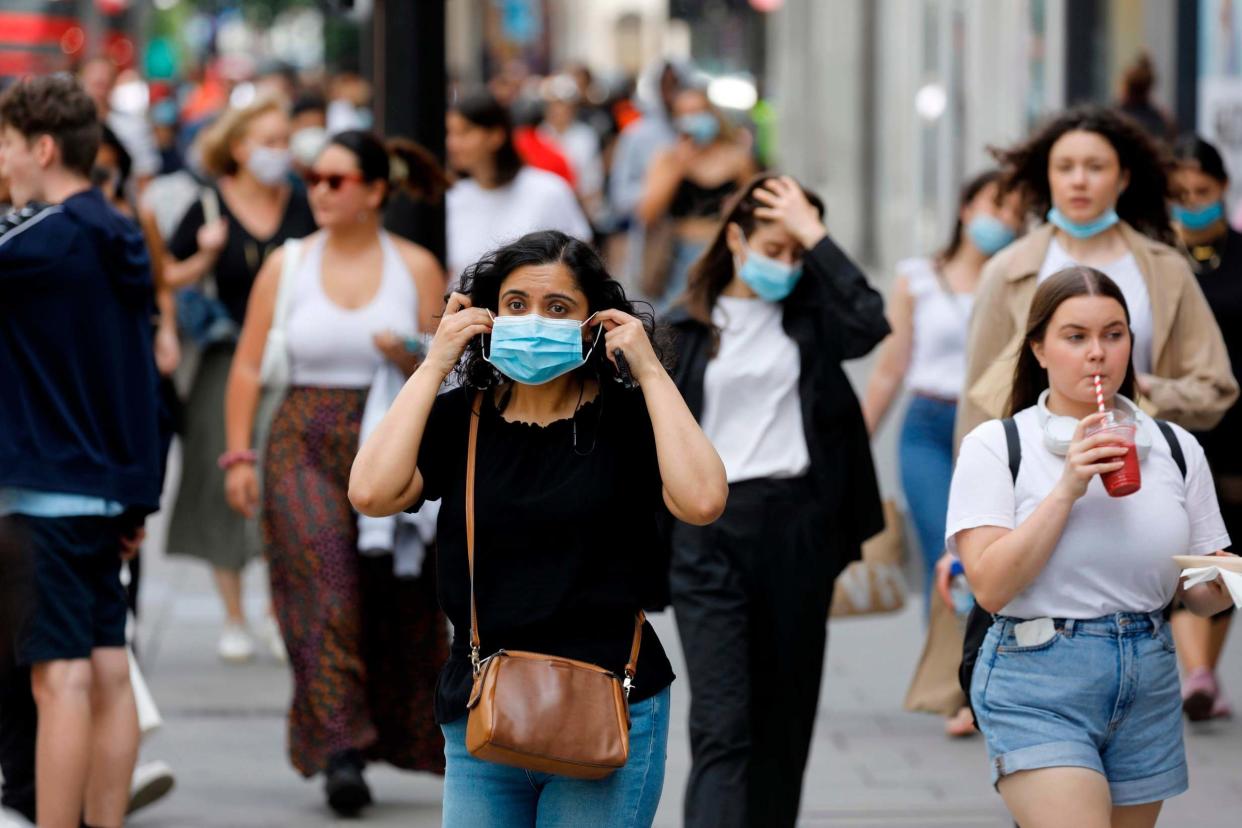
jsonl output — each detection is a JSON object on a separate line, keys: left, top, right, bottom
{"left": 217, "top": 449, "right": 257, "bottom": 470}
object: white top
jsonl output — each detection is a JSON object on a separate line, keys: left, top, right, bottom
{"left": 286, "top": 232, "right": 418, "bottom": 389}
{"left": 540, "top": 121, "right": 604, "bottom": 200}
{"left": 900, "top": 257, "right": 973, "bottom": 399}
{"left": 701, "top": 296, "right": 810, "bottom": 483}
{"left": 1037, "top": 239, "right": 1154, "bottom": 375}
{"left": 446, "top": 166, "right": 592, "bottom": 280}
{"left": 946, "top": 407, "right": 1229, "bottom": 619}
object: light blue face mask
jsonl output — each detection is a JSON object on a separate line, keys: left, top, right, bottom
{"left": 737, "top": 239, "right": 803, "bottom": 303}
{"left": 1047, "top": 206, "right": 1120, "bottom": 239}
{"left": 965, "top": 215, "right": 1016, "bottom": 256}
{"left": 1172, "top": 200, "right": 1224, "bottom": 231}
{"left": 676, "top": 112, "right": 720, "bottom": 146}
{"left": 483, "top": 311, "right": 602, "bottom": 386}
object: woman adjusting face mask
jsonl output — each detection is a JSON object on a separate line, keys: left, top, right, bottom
{"left": 484, "top": 311, "right": 603, "bottom": 385}
{"left": 735, "top": 236, "right": 803, "bottom": 302}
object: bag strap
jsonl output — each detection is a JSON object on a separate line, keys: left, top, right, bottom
{"left": 270, "top": 239, "right": 303, "bottom": 335}
{"left": 465, "top": 391, "right": 645, "bottom": 691}
{"left": 199, "top": 188, "right": 221, "bottom": 298}
{"left": 1001, "top": 417, "right": 1021, "bottom": 484}
{"left": 1155, "top": 420, "right": 1187, "bottom": 480}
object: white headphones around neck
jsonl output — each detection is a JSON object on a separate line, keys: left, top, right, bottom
{"left": 1034, "top": 390, "right": 1152, "bottom": 458}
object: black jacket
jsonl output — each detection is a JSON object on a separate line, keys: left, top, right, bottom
{"left": 0, "top": 189, "right": 162, "bottom": 514}
{"left": 665, "top": 235, "right": 889, "bottom": 577}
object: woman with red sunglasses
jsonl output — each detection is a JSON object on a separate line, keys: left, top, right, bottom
{"left": 223, "top": 130, "right": 450, "bottom": 814}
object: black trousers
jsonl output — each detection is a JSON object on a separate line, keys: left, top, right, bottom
{"left": 670, "top": 477, "right": 836, "bottom": 828}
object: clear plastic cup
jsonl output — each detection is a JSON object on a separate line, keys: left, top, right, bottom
{"left": 1085, "top": 410, "right": 1141, "bottom": 497}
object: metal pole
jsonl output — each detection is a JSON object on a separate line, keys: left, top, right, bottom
{"left": 374, "top": 0, "right": 448, "bottom": 267}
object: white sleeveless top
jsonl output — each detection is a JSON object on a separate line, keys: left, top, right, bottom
{"left": 286, "top": 232, "right": 418, "bottom": 389}
{"left": 901, "top": 257, "right": 973, "bottom": 400}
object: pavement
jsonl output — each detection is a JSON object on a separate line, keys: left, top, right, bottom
{"left": 6, "top": 443, "right": 1242, "bottom": 827}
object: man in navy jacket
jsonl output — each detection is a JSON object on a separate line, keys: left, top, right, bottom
{"left": 0, "top": 73, "right": 160, "bottom": 828}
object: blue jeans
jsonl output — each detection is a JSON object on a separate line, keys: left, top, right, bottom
{"left": 440, "top": 686, "right": 670, "bottom": 827}
{"left": 898, "top": 395, "right": 957, "bottom": 606}
{"left": 972, "top": 613, "right": 1187, "bottom": 805}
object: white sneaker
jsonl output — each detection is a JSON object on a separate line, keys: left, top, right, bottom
{"left": 217, "top": 623, "right": 256, "bottom": 662}
{"left": 260, "top": 615, "right": 288, "bottom": 663}
{"left": 128, "top": 760, "right": 176, "bottom": 815}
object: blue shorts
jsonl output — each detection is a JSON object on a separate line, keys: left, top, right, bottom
{"left": 971, "top": 611, "right": 1187, "bottom": 806}
{"left": 7, "top": 515, "right": 129, "bottom": 665}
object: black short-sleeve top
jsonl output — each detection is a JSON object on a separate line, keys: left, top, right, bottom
{"left": 168, "top": 185, "right": 316, "bottom": 325}
{"left": 415, "top": 384, "right": 675, "bottom": 724}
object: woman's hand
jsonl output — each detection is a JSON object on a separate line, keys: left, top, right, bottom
{"left": 154, "top": 321, "right": 181, "bottom": 376}
{"left": 1053, "top": 412, "right": 1129, "bottom": 502}
{"left": 423, "top": 292, "right": 493, "bottom": 380}
{"left": 373, "top": 330, "right": 421, "bottom": 376}
{"left": 197, "top": 217, "right": 228, "bottom": 256}
{"left": 592, "top": 309, "right": 662, "bottom": 386}
{"left": 225, "top": 463, "right": 260, "bottom": 519}
{"left": 753, "top": 175, "right": 827, "bottom": 249}
{"left": 934, "top": 552, "right": 957, "bottom": 609}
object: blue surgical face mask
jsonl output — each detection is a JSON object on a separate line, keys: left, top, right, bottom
{"left": 965, "top": 214, "right": 1016, "bottom": 256}
{"left": 737, "top": 238, "right": 803, "bottom": 303}
{"left": 1047, "top": 206, "right": 1120, "bottom": 239}
{"left": 676, "top": 112, "right": 719, "bottom": 146}
{"left": 1172, "top": 200, "right": 1224, "bottom": 231}
{"left": 483, "top": 311, "right": 602, "bottom": 386}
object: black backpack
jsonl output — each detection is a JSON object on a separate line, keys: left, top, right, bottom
{"left": 957, "top": 417, "right": 1188, "bottom": 716}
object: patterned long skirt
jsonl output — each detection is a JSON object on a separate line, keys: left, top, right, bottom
{"left": 262, "top": 386, "right": 447, "bottom": 777}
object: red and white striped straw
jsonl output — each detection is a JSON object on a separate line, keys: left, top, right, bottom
{"left": 1093, "top": 374, "right": 1106, "bottom": 414}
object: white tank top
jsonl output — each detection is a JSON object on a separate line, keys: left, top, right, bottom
{"left": 286, "top": 231, "right": 419, "bottom": 389}
{"left": 901, "top": 257, "right": 973, "bottom": 400}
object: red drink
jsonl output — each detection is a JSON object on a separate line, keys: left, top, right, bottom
{"left": 1088, "top": 414, "right": 1141, "bottom": 497}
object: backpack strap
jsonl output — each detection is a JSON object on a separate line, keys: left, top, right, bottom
{"left": 1001, "top": 417, "right": 1021, "bottom": 484}
{"left": 1154, "top": 420, "right": 1187, "bottom": 480}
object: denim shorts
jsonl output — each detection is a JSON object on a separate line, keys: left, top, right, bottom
{"left": 440, "top": 686, "right": 670, "bottom": 827}
{"left": 971, "top": 611, "right": 1187, "bottom": 806}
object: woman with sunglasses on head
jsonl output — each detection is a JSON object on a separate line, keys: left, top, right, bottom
{"left": 163, "top": 96, "right": 316, "bottom": 664}
{"left": 349, "top": 230, "right": 727, "bottom": 826}
{"left": 1166, "top": 135, "right": 1242, "bottom": 721}
{"left": 223, "top": 130, "right": 449, "bottom": 815}
{"left": 664, "top": 174, "right": 889, "bottom": 828}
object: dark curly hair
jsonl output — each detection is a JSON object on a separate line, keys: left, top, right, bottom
{"left": 455, "top": 230, "right": 664, "bottom": 390}
{"left": 990, "top": 104, "right": 1174, "bottom": 245}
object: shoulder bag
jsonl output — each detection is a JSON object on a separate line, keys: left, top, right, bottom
{"left": 258, "top": 238, "right": 303, "bottom": 391}
{"left": 463, "top": 392, "right": 643, "bottom": 779}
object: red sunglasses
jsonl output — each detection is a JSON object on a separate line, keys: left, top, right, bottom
{"left": 304, "top": 171, "right": 366, "bottom": 190}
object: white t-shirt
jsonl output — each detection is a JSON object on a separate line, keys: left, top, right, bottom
{"left": 446, "top": 166, "right": 592, "bottom": 280}
{"left": 946, "top": 407, "right": 1229, "bottom": 619}
{"left": 901, "top": 257, "right": 973, "bottom": 399}
{"left": 1037, "top": 239, "right": 1154, "bottom": 375}
{"left": 701, "top": 296, "right": 810, "bottom": 483}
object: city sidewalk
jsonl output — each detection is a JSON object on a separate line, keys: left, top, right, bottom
{"left": 121, "top": 485, "right": 1242, "bottom": 828}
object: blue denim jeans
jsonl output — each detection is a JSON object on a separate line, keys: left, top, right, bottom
{"left": 898, "top": 394, "right": 957, "bottom": 606}
{"left": 971, "top": 612, "right": 1188, "bottom": 806}
{"left": 440, "top": 686, "right": 670, "bottom": 827}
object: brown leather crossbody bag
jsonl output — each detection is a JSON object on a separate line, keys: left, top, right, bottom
{"left": 462, "top": 394, "right": 644, "bottom": 780}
